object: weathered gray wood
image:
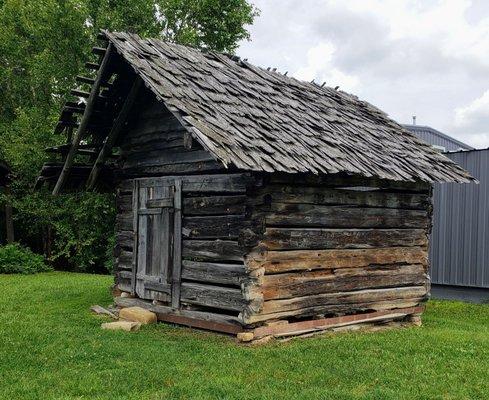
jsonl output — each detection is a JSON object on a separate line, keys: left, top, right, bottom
{"left": 114, "top": 296, "right": 242, "bottom": 325}
{"left": 159, "top": 186, "right": 172, "bottom": 286}
{"left": 180, "top": 282, "right": 246, "bottom": 312}
{"left": 182, "top": 260, "right": 246, "bottom": 286}
{"left": 120, "top": 173, "right": 251, "bottom": 192}
{"left": 92, "top": 46, "right": 107, "bottom": 55}
{"left": 124, "top": 112, "right": 181, "bottom": 137}
{"left": 252, "top": 306, "right": 423, "bottom": 339}
{"left": 183, "top": 195, "right": 246, "bottom": 216}
{"left": 146, "top": 198, "right": 173, "bottom": 208}
{"left": 86, "top": 77, "right": 142, "bottom": 190}
{"left": 52, "top": 44, "right": 113, "bottom": 195}
{"left": 116, "top": 195, "right": 132, "bottom": 212}
{"left": 124, "top": 149, "right": 215, "bottom": 169}
{"left": 116, "top": 231, "right": 134, "bottom": 249}
{"left": 138, "top": 209, "right": 163, "bottom": 216}
{"left": 135, "top": 186, "right": 148, "bottom": 297}
{"left": 259, "top": 185, "right": 430, "bottom": 209}
{"left": 144, "top": 281, "right": 171, "bottom": 294}
{"left": 183, "top": 131, "right": 193, "bottom": 149}
{"left": 136, "top": 185, "right": 174, "bottom": 301}
{"left": 76, "top": 76, "right": 95, "bottom": 85}
{"left": 131, "top": 180, "right": 139, "bottom": 294}
{"left": 149, "top": 188, "right": 161, "bottom": 278}
{"left": 85, "top": 61, "right": 100, "bottom": 70}
{"left": 265, "top": 204, "right": 428, "bottom": 229}
{"left": 246, "top": 247, "right": 428, "bottom": 274}
{"left": 242, "top": 286, "right": 428, "bottom": 324}
{"left": 115, "top": 214, "right": 133, "bottom": 231}
{"left": 121, "top": 131, "right": 183, "bottom": 150}
{"left": 182, "top": 215, "right": 245, "bottom": 239}
{"left": 182, "top": 240, "right": 243, "bottom": 262}
{"left": 117, "top": 250, "right": 132, "bottom": 264}
{"left": 172, "top": 180, "right": 182, "bottom": 309}
{"left": 269, "top": 173, "right": 431, "bottom": 193}
{"left": 261, "top": 228, "right": 428, "bottom": 250}
{"left": 261, "top": 264, "right": 427, "bottom": 300}
{"left": 122, "top": 160, "right": 224, "bottom": 176}
{"left": 70, "top": 89, "right": 90, "bottom": 98}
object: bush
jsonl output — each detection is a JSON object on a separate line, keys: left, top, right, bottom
{"left": 0, "top": 243, "right": 52, "bottom": 274}
{"left": 12, "top": 190, "right": 116, "bottom": 274}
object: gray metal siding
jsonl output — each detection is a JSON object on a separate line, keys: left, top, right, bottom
{"left": 430, "top": 150, "right": 489, "bottom": 288}
{"left": 416, "top": 131, "right": 465, "bottom": 151}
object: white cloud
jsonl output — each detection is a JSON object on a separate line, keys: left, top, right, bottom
{"left": 238, "top": 0, "right": 489, "bottom": 148}
{"left": 454, "top": 90, "right": 489, "bottom": 146}
{"left": 295, "top": 43, "right": 359, "bottom": 92}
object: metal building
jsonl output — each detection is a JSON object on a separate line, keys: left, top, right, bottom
{"left": 406, "top": 124, "right": 489, "bottom": 302}
{"left": 403, "top": 124, "right": 474, "bottom": 151}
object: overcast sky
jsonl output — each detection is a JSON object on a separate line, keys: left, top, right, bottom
{"left": 237, "top": 0, "right": 489, "bottom": 148}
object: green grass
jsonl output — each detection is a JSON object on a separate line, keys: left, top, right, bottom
{"left": 0, "top": 272, "right": 488, "bottom": 400}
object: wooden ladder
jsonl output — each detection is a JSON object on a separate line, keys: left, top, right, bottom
{"left": 51, "top": 32, "right": 113, "bottom": 195}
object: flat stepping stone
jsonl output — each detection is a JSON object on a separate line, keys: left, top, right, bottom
{"left": 101, "top": 321, "right": 141, "bottom": 332}
{"left": 119, "top": 306, "right": 157, "bottom": 325}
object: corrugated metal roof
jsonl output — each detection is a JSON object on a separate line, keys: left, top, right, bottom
{"left": 404, "top": 124, "right": 474, "bottom": 151}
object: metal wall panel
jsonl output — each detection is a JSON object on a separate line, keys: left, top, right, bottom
{"left": 405, "top": 125, "right": 474, "bottom": 151}
{"left": 430, "top": 150, "right": 489, "bottom": 288}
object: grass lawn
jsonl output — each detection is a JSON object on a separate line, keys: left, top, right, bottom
{"left": 0, "top": 272, "right": 488, "bottom": 400}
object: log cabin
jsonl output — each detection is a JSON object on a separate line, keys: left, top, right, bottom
{"left": 37, "top": 31, "right": 474, "bottom": 341}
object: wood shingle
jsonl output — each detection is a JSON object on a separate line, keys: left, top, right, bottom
{"left": 104, "top": 31, "right": 472, "bottom": 183}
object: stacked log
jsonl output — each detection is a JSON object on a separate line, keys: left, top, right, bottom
{"left": 114, "top": 171, "right": 257, "bottom": 324}
{"left": 240, "top": 178, "right": 432, "bottom": 326}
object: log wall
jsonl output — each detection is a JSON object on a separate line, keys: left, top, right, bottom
{"left": 241, "top": 176, "right": 433, "bottom": 325}
{"left": 113, "top": 94, "right": 257, "bottom": 324}
{"left": 112, "top": 91, "right": 433, "bottom": 332}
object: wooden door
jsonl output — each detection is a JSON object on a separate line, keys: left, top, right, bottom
{"left": 131, "top": 179, "right": 182, "bottom": 307}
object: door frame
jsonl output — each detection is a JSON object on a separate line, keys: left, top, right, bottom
{"left": 130, "top": 177, "right": 182, "bottom": 309}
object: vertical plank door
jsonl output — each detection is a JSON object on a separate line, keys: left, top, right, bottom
{"left": 132, "top": 182, "right": 175, "bottom": 302}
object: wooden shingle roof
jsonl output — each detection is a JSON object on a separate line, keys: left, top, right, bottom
{"left": 106, "top": 31, "right": 472, "bottom": 183}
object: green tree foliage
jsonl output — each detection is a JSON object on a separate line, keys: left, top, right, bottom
{"left": 0, "top": 0, "right": 258, "bottom": 272}
{"left": 0, "top": 243, "right": 52, "bottom": 274}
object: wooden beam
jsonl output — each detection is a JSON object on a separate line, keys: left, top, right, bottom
{"left": 130, "top": 180, "right": 139, "bottom": 295}
{"left": 76, "top": 76, "right": 112, "bottom": 88}
{"left": 70, "top": 89, "right": 90, "bottom": 98}
{"left": 92, "top": 46, "right": 107, "bottom": 56}
{"left": 86, "top": 78, "right": 142, "bottom": 190}
{"left": 250, "top": 306, "right": 425, "bottom": 340}
{"left": 85, "top": 62, "right": 100, "bottom": 70}
{"left": 65, "top": 101, "right": 84, "bottom": 109}
{"left": 62, "top": 105, "right": 85, "bottom": 115}
{"left": 114, "top": 296, "right": 243, "bottom": 333}
{"left": 52, "top": 43, "right": 113, "bottom": 195}
{"left": 171, "top": 180, "right": 182, "bottom": 309}
{"left": 76, "top": 76, "right": 95, "bottom": 85}
{"left": 45, "top": 145, "right": 117, "bottom": 159}
{"left": 71, "top": 89, "right": 107, "bottom": 100}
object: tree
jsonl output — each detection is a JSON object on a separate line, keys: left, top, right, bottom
{"left": 0, "top": 0, "right": 259, "bottom": 271}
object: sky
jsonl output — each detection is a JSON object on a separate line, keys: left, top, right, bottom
{"left": 237, "top": 0, "right": 489, "bottom": 148}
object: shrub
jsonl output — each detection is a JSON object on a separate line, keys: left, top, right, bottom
{"left": 0, "top": 243, "right": 52, "bottom": 274}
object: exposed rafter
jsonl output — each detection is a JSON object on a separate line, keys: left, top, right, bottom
{"left": 86, "top": 77, "right": 143, "bottom": 190}
{"left": 52, "top": 43, "right": 113, "bottom": 195}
